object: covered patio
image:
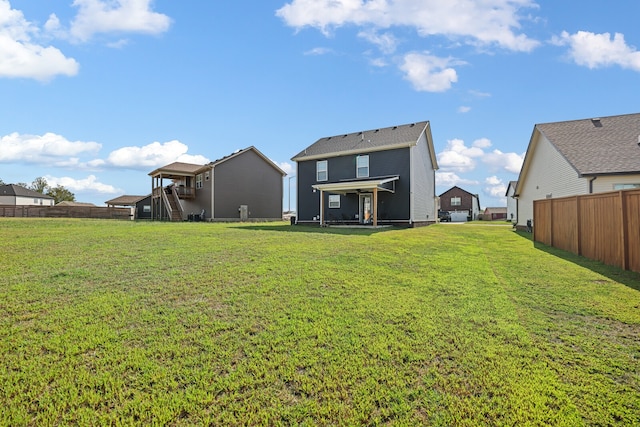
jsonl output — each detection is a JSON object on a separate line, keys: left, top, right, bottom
{"left": 312, "top": 176, "right": 399, "bottom": 227}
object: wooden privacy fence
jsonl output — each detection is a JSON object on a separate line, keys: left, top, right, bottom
{"left": 533, "top": 189, "right": 640, "bottom": 274}
{"left": 0, "top": 205, "right": 133, "bottom": 220}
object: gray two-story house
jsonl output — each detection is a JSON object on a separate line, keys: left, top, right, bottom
{"left": 149, "top": 146, "right": 286, "bottom": 222}
{"left": 292, "top": 121, "right": 439, "bottom": 227}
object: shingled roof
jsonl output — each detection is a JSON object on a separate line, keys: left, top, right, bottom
{"left": 535, "top": 113, "right": 640, "bottom": 176}
{"left": 0, "top": 184, "right": 54, "bottom": 199}
{"left": 292, "top": 121, "right": 431, "bottom": 161}
{"left": 105, "top": 195, "right": 149, "bottom": 206}
{"left": 148, "top": 162, "right": 203, "bottom": 177}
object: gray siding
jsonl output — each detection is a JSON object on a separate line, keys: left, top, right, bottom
{"left": 411, "top": 132, "right": 436, "bottom": 223}
{"left": 213, "top": 149, "right": 283, "bottom": 220}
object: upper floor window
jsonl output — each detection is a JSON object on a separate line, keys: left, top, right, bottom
{"left": 196, "top": 173, "right": 203, "bottom": 189}
{"left": 451, "top": 197, "right": 461, "bottom": 206}
{"left": 356, "top": 155, "right": 369, "bottom": 178}
{"left": 317, "top": 160, "right": 328, "bottom": 181}
{"left": 205, "top": 171, "right": 210, "bottom": 181}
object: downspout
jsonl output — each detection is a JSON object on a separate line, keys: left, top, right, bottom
{"left": 588, "top": 176, "right": 597, "bottom": 194}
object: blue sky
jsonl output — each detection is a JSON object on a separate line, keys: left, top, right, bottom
{"left": 1, "top": 1, "right": 639, "bottom": 209}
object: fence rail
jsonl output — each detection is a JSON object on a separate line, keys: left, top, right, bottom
{"left": 533, "top": 189, "right": 640, "bottom": 274}
{"left": 0, "top": 205, "right": 133, "bottom": 220}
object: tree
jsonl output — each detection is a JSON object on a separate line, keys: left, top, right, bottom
{"left": 47, "top": 185, "right": 75, "bottom": 204}
{"left": 0, "top": 178, "right": 5, "bottom": 185}
{"left": 31, "top": 177, "right": 49, "bottom": 194}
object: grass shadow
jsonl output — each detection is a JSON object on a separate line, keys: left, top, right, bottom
{"left": 513, "top": 230, "right": 640, "bottom": 292}
{"left": 231, "top": 223, "right": 397, "bottom": 236}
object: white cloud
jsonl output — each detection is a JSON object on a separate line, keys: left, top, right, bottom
{"left": 276, "top": 0, "right": 540, "bottom": 52}
{"left": 400, "top": 52, "right": 459, "bottom": 92}
{"left": 485, "top": 175, "right": 502, "bottom": 186}
{"left": 469, "top": 90, "right": 491, "bottom": 98}
{"left": 436, "top": 138, "right": 485, "bottom": 172}
{"left": 358, "top": 29, "right": 398, "bottom": 54}
{"left": 458, "top": 106, "right": 471, "bottom": 113}
{"left": 484, "top": 175, "right": 507, "bottom": 199}
{"left": 437, "top": 137, "right": 523, "bottom": 175}
{"left": 435, "top": 171, "right": 479, "bottom": 187}
{"left": 45, "top": 174, "right": 121, "bottom": 194}
{"left": 69, "top": 0, "right": 172, "bottom": 43}
{"left": 304, "top": 47, "right": 333, "bottom": 56}
{"left": 472, "top": 138, "right": 492, "bottom": 149}
{"left": 0, "top": 132, "right": 101, "bottom": 164}
{"left": 369, "top": 57, "right": 387, "bottom": 67}
{"left": 0, "top": 1, "right": 79, "bottom": 81}
{"left": 276, "top": 161, "right": 295, "bottom": 176}
{"left": 554, "top": 30, "right": 640, "bottom": 71}
{"left": 482, "top": 149, "right": 524, "bottom": 174}
{"left": 103, "top": 140, "right": 209, "bottom": 169}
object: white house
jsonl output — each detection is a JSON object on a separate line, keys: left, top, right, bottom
{"left": 514, "top": 113, "right": 640, "bottom": 228}
{"left": 0, "top": 184, "right": 55, "bottom": 206}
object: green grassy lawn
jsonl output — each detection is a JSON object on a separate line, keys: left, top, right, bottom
{"left": 1, "top": 219, "right": 638, "bottom": 426}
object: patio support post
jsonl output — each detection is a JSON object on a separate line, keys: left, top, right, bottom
{"left": 319, "top": 189, "right": 324, "bottom": 226}
{"left": 373, "top": 187, "right": 378, "bottom": 227}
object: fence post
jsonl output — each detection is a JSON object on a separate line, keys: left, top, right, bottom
{"left": 620, "top": 191, "right": 629, "bottom": 270}
{"left": 575, "top": 196, "right": 581, "bottom": 256}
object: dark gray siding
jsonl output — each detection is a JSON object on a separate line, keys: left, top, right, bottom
{"left": 213, "top": 150, "right": 283, "bottom": 219}
{"left": 135, "top": 195, "right": 152, "bottom": 219}
{"left": 297, "top": 148, "right": 411, "bottom": 223}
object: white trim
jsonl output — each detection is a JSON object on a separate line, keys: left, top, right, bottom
{"left": 356, "top": 155, "right": 369, "bottom": 178}
{"left": 312, "top": 176, "right": 399, "bottom": 194}
{"left": 359, "top": 193, "right": 373, "bottom": 224}
{"left": 328, "top": 194, "right": 340, "bottom": 208}
{"left": 316, "top": 160, "right": 328, "bottom": 181}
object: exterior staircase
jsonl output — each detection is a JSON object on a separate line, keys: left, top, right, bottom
{"left": 162, "top": 187, "right": 184, "bottom": 221}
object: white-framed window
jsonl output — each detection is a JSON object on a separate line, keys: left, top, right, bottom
{"left": 614, "top": 184, "right": 640, "bottom": 190}
{"left": 356, "top": 155, "right": 369, "bottom": 178}
{"left": 451, "top": 197, "right": 461, "bottom": 206}
{"left": 143, "top": 205, "right": 151, "bottom": 213}
{"left": 328, "top": 194, "right": 340, "bottom": 208}
{"left": 205, "top": 171, "right": 210, "bottom": 181}
{"left": 317, "top": 160, "right": 328, "bottom": 181}
{"left": 196, "top": 173, "right": 203, "bottom": 189}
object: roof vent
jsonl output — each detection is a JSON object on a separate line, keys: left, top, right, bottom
{"left": 591, "top": 118, "right": 602, "bottom": 127}
{"left": 392, "top": 126, "right": 398, "bottom": 130}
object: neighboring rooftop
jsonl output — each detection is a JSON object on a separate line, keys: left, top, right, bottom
{"left": 0, "top": 184, "right": 54, "bottom": 199}
{"left": 292, "top": 121, "right": 430, "bottom": 161}
{"left": 536, "top": 112, "right": 640, "bottom": 175}
{"left": 105, "top": 195, "right": 149, "bottom": 206}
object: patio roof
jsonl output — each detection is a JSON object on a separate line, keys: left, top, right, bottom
{"left": 311, "top": 176, "right": 399, "bottom": 195}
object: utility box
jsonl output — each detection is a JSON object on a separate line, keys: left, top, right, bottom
{"left": 239, "top": 205, "right": 248, "bottom": 221}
